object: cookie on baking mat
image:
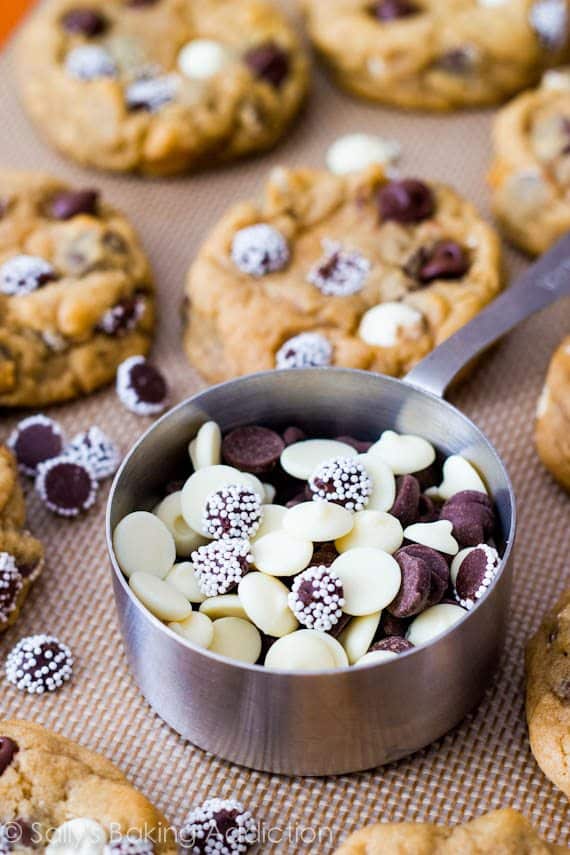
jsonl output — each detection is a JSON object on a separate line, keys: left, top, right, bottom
{"left": 17, "top": 0, "right": 308, "bottom": 176}
{"left": 526, "top": 587, "right": 570, "bottom": 799}
{"left": 299, "top": 0, "right": 570, "bottom": 111}
{"left": 183, "top": 165, "right": 502, "bottom": 383}
{"left": 535, "top": 337, "right": 570, "bottom": 491}
{"left": 0, "top": 445, "right": 43, "bottom": 633}
{"left": 0, "top": 720, "right": 176, "bottom": 852}
{"left": 334, "top": 808, "right": 568, "bottom": 853}
{"left": 0, "top": 171, "right": 154, "bottom": 407}
{"left": 489, "top": 69, "right": 570, "bottom": 255}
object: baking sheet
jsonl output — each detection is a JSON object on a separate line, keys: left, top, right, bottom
{"left": 1, "top": 3, "right": 569, "bottom": 850}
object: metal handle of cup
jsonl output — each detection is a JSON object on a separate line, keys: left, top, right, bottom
{"left": 405, "top": 231, "right": 570, "bottom": 398}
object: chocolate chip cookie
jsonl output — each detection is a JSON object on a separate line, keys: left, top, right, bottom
{"left": 183, "top": 166, "right": 502, "bottom": 383}
{"left": 334, "top": 808, "right": 568, "bottom": 853}
{"left": 535, "top": 337, "right": 570, "bottom": 491}
{"left": 0, "top": 445, "right": 43, "bottom": 634}
{"left": 0, "top": 720, "right": 176, "bottom": 852}
{"left": 17, "top": 0, "right": 308, "bottom": 176}
{"left": 526, "top": 588, "right": 570, "bottom": 800}
{"left": 489, "top": 70, "right": 570, "bottom": 255}
{"left": 300, "top": 0, "right": 570, "bottom": 111}
{"left": 0, "top": 171, "right": 154, "bottom": 407}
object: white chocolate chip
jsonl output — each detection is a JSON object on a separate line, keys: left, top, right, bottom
{"left": 338, "top": 611, "right": 381, "bottom": 664}
{"left": 210, "top": 617, "right": 262, "bottom": 664}
{"left": 536, "top": 385, "right": 551, "bottom": 418}
{"left": 265, "top": 630, "right": 338, "bottom": 671}
{"left": 181, "top": 465, "right": 264, "bottom": 536}
{"left": 251, "top": 531, "right": 313, "bottom": 577}
{"left": 165, "top": 561, "right": 206, "bottom": 603}
{"left": 317, "top": 631, "right": 349, "bottom": 667}
{"left": 177, "top": 39, "right": 235, "bottom": 80}
{"left": 283, "top": 501, "right": 354, "bottom": 542}
{"left": 358, "top": 302, "right": 424, "bottom": 348}
{"left": 426, "top": 454, "right": 488, "bottom": 501}
{"left": 46, "top": 819, "right": 107, "bottom": 855}
{"left": 332, "top": 548, "right": 401, "bottom": 615}
{"left": 406, "top": 603, "right": 465, "bottom": 646}
{"left": 280, "top": 439, "right": 357, "bottom": 480}
{"left": 251, "top": 504, "right": 287, "bottom": 541}
{"left": 335, "top": 510, "right": 403, "bottom": 554}
{"left": 113, "top": 511, "right": 176, "bottom": 579}
{"left": 190, "top": 421, "right": 222, "bottom": 469}
{"left": 404, "top": 520, "right": 459, "bottom": 555}
{"left": 239, "top": 572, "right": 298, "bottom": 637}
{"left": 262, "top": 482, "right": 276, "bottom": 504}
{"left": 326, "top": 133, "right": 401, "bottom": 175}
{"left": 129, "top": 573, "right": 192, "bottom": 622}
{"left": 154, "top": 492, "right": 207, "bottom": 555}
{"left": 369, "top": 430, "right": 436, "bottom": 475}
{"left": 542, "top": 66, "right": 570, "bottom": 90}
{"left": 169, "top": 611, "right": 214, "bottom": 649}
{"left": 199, "top": 594, "right": 248, "bottom": 620}
{"left": 357, "top": 454, "right": 396, "bottom": 512}
{"left": 355, "top": 649, "right": 398, "bottom": 667}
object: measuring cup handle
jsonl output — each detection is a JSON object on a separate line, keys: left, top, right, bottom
{"left": 404, "top": 231, "right": 570, "bottom": 398}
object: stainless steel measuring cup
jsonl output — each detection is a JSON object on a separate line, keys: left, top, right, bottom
{"left": 107, "top": 234, "right": 570, "bottom": 776}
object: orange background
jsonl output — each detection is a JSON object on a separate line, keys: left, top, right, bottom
{"left": 0, "top": 0, "right": 34, "bottom": 46}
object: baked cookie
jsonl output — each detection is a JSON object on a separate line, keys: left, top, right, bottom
{"left": 17, "top": 0, "right": 308, "bottom": 176}
{"left": 526, "top": 587, "right": 570, "bottom": 799}
{"left": 535, "top": 337, "right": 570, "bottom": 490}
{"left": 0, "top": 171, "right": 154, "bottom": 407}
{"left": 0, "top": 720, "right": 176, "bottom": 853}
{"left": 334, "top": 808, "right": 568, "bottom": 854}
{"left": 0, "top": 446, "right": 43, "bottom": 634}
{"left": 183, "top": 165, "right": 502, "bottom": 383}
{"left": 299, "top": 0, "right": 570, "bottom": 111}
{"left": 489, "top": 69, "right": 570, "bottom": 255}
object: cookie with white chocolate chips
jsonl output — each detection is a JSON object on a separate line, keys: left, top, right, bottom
{"left": 184, "top": 166, "right": 502, "bottom": 383}
{"left": 300, "top": 0, "right": 570, "bottom": 112}
{"left": 489, "top": 69, "right": 570, "bottom": 255}
{"left": 0, "top": 171, "right": 154, "bottom": 407}
{"left": 0, "top": 445, "right": 44, "bottom": 634}
{"left": 526, "top": 587, "right": 570, "bottom": 799}
{"left": 0, "top": 720, "right": 177, "bottom": 853}
{"left": 17, "top": 0, "right": 308, "bottom": 176}
{"left": 535, "top": 336, "right": 570, "bottom": 491}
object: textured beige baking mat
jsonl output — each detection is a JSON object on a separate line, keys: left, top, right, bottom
{"left": 1, "top": 4, "right": 569, "bottom": 851}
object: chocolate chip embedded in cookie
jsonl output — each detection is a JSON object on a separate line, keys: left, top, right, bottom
{"left": 489, "top": 73, "right": 570, "bottom": 254}
{"left": 535, "top": 337, "right": 570, "bottom": 490}
{"left": 0, "top": 720, "right": 177, "bottom": 853}
{"left": 526, "top": 587, "right": 570, "bottom": 799}
{"left": 0, "top": 171, "right": 154, "bottom": 408}
{"left": 300, "top": 0, "right": 570, "bottom": 111}
{"left": 184, "top": 166, "right": 502, "bottom": 383}
{"left": 17, "top": 0, "right": 308, "bottom": 176}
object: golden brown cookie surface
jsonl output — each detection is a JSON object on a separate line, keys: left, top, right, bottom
{"left": 0, "top": 171, "right": 154, "bottom": 407}
{"left": 334, "top": 808, "right": 568, "bottom": 853}
{"left": 526, "top": 587, "right": 570, "bottom": 800}
{"left": 184, "top": 166, "right": 502, "bottom": 383}
{"left": 300, "top": 0, "right": 570, "bottom": 111}
{"left": 535, "top": 336, "right": 570, "bottom": 490}
{"left": 17, "top": 0, "right": 308, "bottom": 176}
{"left": 489, "top": 71, "right": 570, "bottom": 255}
{"left": 0, "top": 720, "right": 176, "bottom": 853}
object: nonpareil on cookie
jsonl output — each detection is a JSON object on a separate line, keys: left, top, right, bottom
{"left": 184, "top": 166, "right": 502, "bottom": 383}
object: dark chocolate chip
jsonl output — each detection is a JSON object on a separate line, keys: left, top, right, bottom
{"left": 244, "top": 41, "right": 290, "bottom": 88}
{"left": 61, "top": 8, "right": 108, "bottom": 36}
{"left": 390, "top": 547, "right": 432, "bottom": 617}
{"left": 455, "top": 544, "right": 500, "bottom": 607}
{"left": 129, "top": 361, "right": 167, "bottom": 406}
{"left": 335, "top": 435, "right": 373, "bottom": 453}
{"left": 415, "top": 241, "right": 469, "bottom": 284}
{"left": 378, "top": 179, "right": 435, "bottom": 224}
{"left": 282, "top": 426, "right": 306, "bottom": 446}
{"left": 222, "top": 425, "right": 285, "bottom": 474}
{"left": 37, "top": 459, "right": 97, "bottom": 517}
{"left": 164, "top": 478, "right": 185, "bottom": 495}
{"left": 397, "top": 543, "right": 449, "bottom": 607}
{"left": 440, "top": 490, "right": 495, "bottom": 548}
{"left": 417, "top": 493, "right": 439, "bottom": 523}
{"left": 311, "top": 542, "right": 339, "bottom": 568}
{"left": 370, "top": 636, "right": 414, "bottom": 654}
{"left": 0, "top": 737, "right": 18, "bottom": 775}
{"left": 49, "top": 189, "right": 99, "bottom": 221}
{"left": 390, "top": 474, "right": 421, "bottom": 527}
{"left": 437, "top": 48, "right": 475, "bottom": 74}
{"left": 380, "top": 612, "right": 410, "bottom": 637}
{"left": 9, "top": 416, "right": 64, "bottom": 476}
{"left": 286, "top": 489, "right": 310, "bottom": 508}
{"left": 373, "top": 0, "right": 420, "bottom": 20}
{"left": 97, "top": 295, "right": 144, "bottom": 336}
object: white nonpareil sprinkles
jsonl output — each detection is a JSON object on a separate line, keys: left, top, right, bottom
{"left": 202, "top": 485, "right": 262, "bottom": 540}
{"left": 309, "top": 456, "right": 373, "bottom": 510}
{"left": 192, "top": 539, "right": 253, "bottom": 597}
{"left": 288, "top": 565, "right": 345, "bottom": 631}
{"left": 6, "top": 634, "right": 73, "bottom": 694}
{"left": 180, "top": 798, "right": 257, "bottom": 855}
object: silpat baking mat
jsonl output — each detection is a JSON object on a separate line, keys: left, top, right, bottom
{"left": 0, "top": 2, "right": 569, "bottom": 851}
